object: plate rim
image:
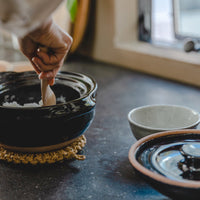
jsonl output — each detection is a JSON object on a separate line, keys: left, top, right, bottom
{"left": 128, "top": 129, "right": 200, "bottom": 188}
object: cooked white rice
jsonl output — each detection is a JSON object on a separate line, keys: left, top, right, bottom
{"left": 2, "top": 95, "right": 66, "bottom": 107}
{"left": 3, "top": 101, "right": 42, "bottom": 107}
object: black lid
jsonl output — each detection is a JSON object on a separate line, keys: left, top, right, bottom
{"left": 129, "top": 130, "right": 200, "bottom": 200}
{"left": 136, "top": 132, "right": 200, "bottom": 181}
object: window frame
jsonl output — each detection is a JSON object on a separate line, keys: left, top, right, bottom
{"left": 173, "top": 0, "right": 200, "bottom": 40}
{"left": 138, "top": 0, "right": 151, "bottom": 42}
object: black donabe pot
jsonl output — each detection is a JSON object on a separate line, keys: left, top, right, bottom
{"left": 0, "top": 71, "right": 97, "bottom": 152}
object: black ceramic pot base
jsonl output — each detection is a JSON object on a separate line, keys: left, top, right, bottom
{"left": 0, "top": 135, "right": 86, "bottom": 165}
{"left": 0, "top": 136, "right": 82, "bottom": 153}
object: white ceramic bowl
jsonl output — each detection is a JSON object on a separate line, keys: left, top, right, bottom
{"left": 128, "top": 104, "right": 200, "bottom": 140}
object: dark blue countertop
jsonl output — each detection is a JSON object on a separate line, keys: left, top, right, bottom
{"left": 1, "top": 55, "right": 200, "bottom": 200}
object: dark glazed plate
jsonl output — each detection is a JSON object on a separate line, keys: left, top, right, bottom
{"left": 129, "top": 129, "right": 200, "bottom": 200}
{"left": 0, "top": 71, "right": 97, "bottom": 152}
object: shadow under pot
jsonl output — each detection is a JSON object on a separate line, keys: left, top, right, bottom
{"left": 0, "top": 71, "right": 97, "bottom": 152}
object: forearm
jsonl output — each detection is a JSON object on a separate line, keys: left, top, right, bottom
{"left": 0, "top": 0, "right": 63, "bottom": 37}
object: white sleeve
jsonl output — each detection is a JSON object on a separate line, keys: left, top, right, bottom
{"left": 0, "top": 0, "right": 63, "bottom": 37}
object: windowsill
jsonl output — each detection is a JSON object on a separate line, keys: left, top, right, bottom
{"left": 114, "top": 41, "right": 200, "bottom": 86}
{"left": 115, "top": 40, "right": 200, "bottom": 65}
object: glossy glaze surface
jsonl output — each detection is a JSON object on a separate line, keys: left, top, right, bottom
{"left": 129, "top": 130, "right": 200, "bottom": 200}
{"left": 138, "top": 134, "right": 200, "bottom": 181}
{"left": 0, "top": 71, "right": 97, "bottom": 148}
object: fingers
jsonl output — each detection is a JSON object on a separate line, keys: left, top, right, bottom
{"left": 37, "top": 49, "right": 60, "bottom": 65}
{"left": 48, "top": 78, "right": 55, "bottom": 86}
{"left": 39, "top": 72, "right": 55, "bottom": 85}
{"left": 30, "top": 30, "right": 72, "bottom": 84}
{"left": 32, "top": 56, "right": 56, "bottom": 71}
{"left": 32, "top": 56, "right": 61, "bottom": 85}
{"left": 30, "top": 59, "right": 41, "bottom": 74}
{"left": 38, "top": 69, "right": 57, "bottom": 79}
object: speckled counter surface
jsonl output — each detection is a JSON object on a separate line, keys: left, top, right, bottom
{"left": 1, "top": 54, "right": 200, "bottom": 200}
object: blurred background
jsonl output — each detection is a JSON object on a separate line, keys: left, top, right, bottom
{"left": 1, "top": 0, "right": 200, "bottom": 86}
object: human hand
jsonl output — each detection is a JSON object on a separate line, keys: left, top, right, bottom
{"left": 18, "top": 17, "right": 73, "bottom": 85}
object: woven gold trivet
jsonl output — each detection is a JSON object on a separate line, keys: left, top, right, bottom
{"left": 0, "top": 135, "right": 86, "bottom": 165}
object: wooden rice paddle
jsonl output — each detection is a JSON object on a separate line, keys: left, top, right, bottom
{"left": 41, "top": 79, "right": 56, "bottom": 106}
{"left": 39, "top": 46, "right": 56, "bottom": 106}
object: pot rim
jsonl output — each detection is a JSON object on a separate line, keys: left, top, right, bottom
{"left": 0, "top": 70, "right": 97, "bottom": 110}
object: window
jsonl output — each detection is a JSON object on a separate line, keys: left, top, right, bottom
{"left": 174, "top": 0, "right": 200, "bottom": 39}
{"left": 139, "top": 0, "right": 200, "bottom": 50}
{"left": 152, "top": 0, "right": 174, "bottom": 44}
{"left": 79, "top": 0, "right": 200, "bottom": 87}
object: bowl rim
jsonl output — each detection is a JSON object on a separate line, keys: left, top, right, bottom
{"left": 0, "top": 71, "right": 97, "bottom": 110}
{"left": 128, "top": 129, "right": 200, "bottom": 189}
{"left": 128, "top": 104, "right": 200, "bottom": 131}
